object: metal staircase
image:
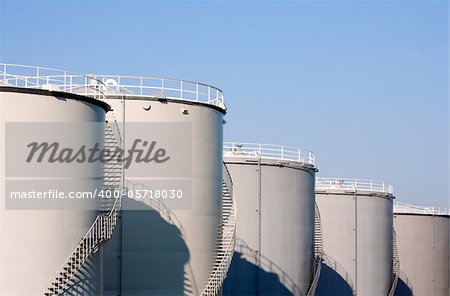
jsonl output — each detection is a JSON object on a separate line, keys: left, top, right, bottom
{"left": 35, "top": 114, "right": 123, "bottom": 296}
{"left": 307, "top": 202, "right": 324, "bottom": 296}
{"left": 388, "top": 230, "right": 400, "bottom": 296}
{"left": 200, "top": 163, "right": 237, "bottom": 296}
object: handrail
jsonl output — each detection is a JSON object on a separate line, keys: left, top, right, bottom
{"left": 0, "top": 63, "right": 106, "bottom": 100}
{"left": 223, "top": 142, "right": 316, "bottom": 167}
{"left": 307, "top": 203, "right": 323, "bottom": 296}
{"left": 388, "top": 230, "right": 400, "bottom": 296}
{"left": 0, "top": 63, "right": 225, "bottom": 110}
{"left": 394, "top": 201, "right": 450, "bottom": 216}
{"left": 316, "top": 177, "right": 394, "bottom": 195}
{"left": 201, "top": 162, "right": 237, "bottom": 295}
{"left": 88, "top": 74, "right": 225, "bottom": 109}
{"left": 35, "top": 114, "right": 123, "bottom": 295}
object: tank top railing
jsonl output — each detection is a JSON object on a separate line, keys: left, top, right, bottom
{"left": 223, "top": 142, "right": 316, "bottom": 167}
{"left": 0, "top": 63, "right": 106, "bottom": 100}
{"left": 316, "top": 177, "right": 394, "bottom": 195}
{"left": 394, "top": 201, "right": 450, "bottom": 216}
{"left": 0, "top": 63, "right": 225, "bottom": 109}
{"left": 88, "top": 74, "right": 225, "bottom": 108}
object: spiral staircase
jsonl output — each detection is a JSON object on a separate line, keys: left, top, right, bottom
{"left": 306, "top": 202, "right": 324, "bottom": 296}
{"left": 35, "top": 114, "right": 123, "bottom": 296}
{"left": 388, "top": 230, "right": 400, "bottom": 296}
{"left": 36, "top": 113, "right": 236, "bottom": 295}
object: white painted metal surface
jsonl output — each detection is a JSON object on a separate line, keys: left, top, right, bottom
{"left": 0, "top": 89, "right": 107, "bottom": 295}
{"left": 316, "top": 178, "right": 394, "bottom": 296}
{"left": 102, "top": 95, "right": 226, "bottom": 295}
{"left": 394, "top": 205, "right": 450, "bottom": 296}
{"left": 223, "top": 150, "right": 317, "bottom": 296}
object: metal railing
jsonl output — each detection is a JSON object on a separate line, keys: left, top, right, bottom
{"left": 388, "top": 230, "right": 400, "bottom": 296}
{"left": 223, "top": 142, "right": 316, "bottom": 167}
{"left": 0, "top": 63, "right": 225, "bottom": 109}
{"left": 0, "top": 63, "right": 106, "bottom": 100}
{"left": 201, "top": 164, "right": 237, "bottom": 295}
{"left": 316, "top": 177, "right": 394, "bottom": 195}
{"left": 394, "top": 201, "right": 450, "bottom": 216}
{"left": 307, "top": 203, "right": 323, "bottom": 296}
{"left": 35, "top": 114, "right": 123, "bottom": 295}
{"left": 89, "top": 74, "right": 225, "bottom": 109}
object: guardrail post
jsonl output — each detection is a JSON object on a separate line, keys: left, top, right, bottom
{"left": 196, "top": 83, "right": 199, "bottom": 101}
{"left": 180, "top": 81, "right": 183, "bottom": 99}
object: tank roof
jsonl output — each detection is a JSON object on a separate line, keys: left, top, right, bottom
{"left": 223, "top": 142, "right": 316, "bottom": 167}
{"left": 0, "top": 63, "right": 226, "bottom": 111}
{"left": 316, "top": 177, "right": 394, "bottom": 195}
{"left": 394, "top": 201, "right": 450, "bottom": 216}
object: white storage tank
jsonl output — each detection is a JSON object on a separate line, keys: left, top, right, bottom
{"left": 97, "top": 75, "right": 226, "bottom": 295}
{"left": 0, "top": 64, "right": 109, "bottom": 295}
{"left": 222, "top": 142, "right": 317, "bottom": 296}
{"left": 393, "top": 202, "right": 450, "bottom": 296}
{"left": 315, "top": 177, "right": 395, "bottom": 296}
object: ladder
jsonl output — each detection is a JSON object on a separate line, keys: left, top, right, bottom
{"left": 307, "top": 202, "right": 324, "bottom": 296}
{"left": 35, "top": 114, "right": 123, "bottom": 295}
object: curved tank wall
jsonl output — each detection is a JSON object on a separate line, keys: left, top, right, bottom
{"left": 102, "top": 96, "right": 224, "bottom": 295}
{"left": 0, "top": 88, "right": 107, "bottom": 295}
{"left": 393, "top": 203, "right": 450, "bottom": 296}
{"left": 315, "top": 178, "right": 394, "bottom": 296}
{"left": 222, "top": 143, "right": 317, "bottom": 296}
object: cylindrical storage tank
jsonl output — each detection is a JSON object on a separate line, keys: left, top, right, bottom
{"left": 99, "top": 75, "right": 226, "bottom": 295}
{"left": 393, "top": 202, "right": 450, "bottom": 296}
{"left": 0, "top": 65, "right": 109, "bottom": 295}
{"left": 222, "top": 142, "right": 317, "bottom": 296}
{"left": 315, "top": 177, "right": 394, "bottom": 296}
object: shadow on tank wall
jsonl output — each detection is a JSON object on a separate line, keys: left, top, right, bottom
{"left": 222, "top": 252, "right": 293, "bottom": 296}
{"left": 315, "top": 263, "right": 353, "bottom": 296}
{"left": 394, "top": 277, "right": 413, "bottom": 296}
{"left": 102, "top": 196, "right": 191, "bottom": 295}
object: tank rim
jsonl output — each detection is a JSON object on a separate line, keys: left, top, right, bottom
{"left": 0, "top": 86, "right": 111, "bottom": 112}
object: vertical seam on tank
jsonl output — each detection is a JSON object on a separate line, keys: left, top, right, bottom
{"left": 119, "top": 95, "right": 125, "bottom": 295}
{"left": 256, "top": 157, "right": 262, "bottom": 295}
{"left": 354, "top": 188, "right": 358, "bottom": 296}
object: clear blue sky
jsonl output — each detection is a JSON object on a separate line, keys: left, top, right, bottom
{"left": 0, "top": 1, "right": 448, "bottom": 207}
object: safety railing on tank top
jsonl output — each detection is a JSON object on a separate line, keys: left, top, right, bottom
{"left": 86, "top": 74, "right": 225, "bottom": 109}
{"left": 0, "top": 63, "right": 225, "bottom": 110}
{"left": 394, "top": 201, "right": 450, "bottom": 216}
{"left": 223, "top": 142, "right": 316, "bottom": 167}
{"left": 316, "top": 177, "right": 394, "bottom": 195}
{"left": 0, "top": 63, "right": 106, "bottom": 100}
